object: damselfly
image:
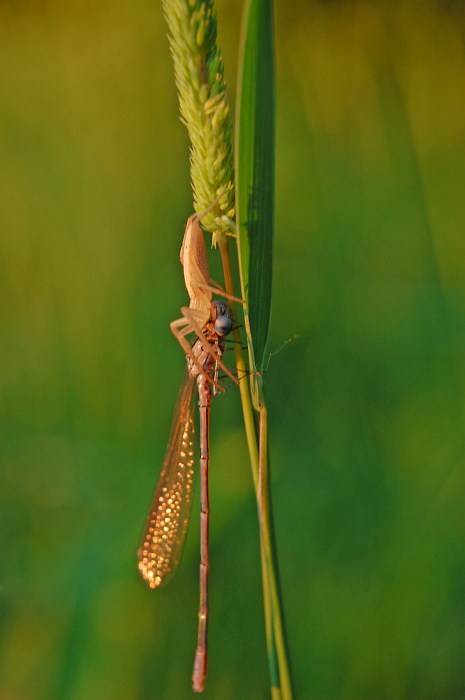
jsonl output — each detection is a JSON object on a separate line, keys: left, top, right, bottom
{"left": 138, "top": 200, "right": 243, "bottom": 692}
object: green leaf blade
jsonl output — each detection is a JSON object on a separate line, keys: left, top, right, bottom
{"left": 236, "top": 0, "right": 275, "bottom": 371}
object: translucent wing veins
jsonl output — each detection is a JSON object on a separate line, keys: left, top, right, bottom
{"left": 138, "top": 371, "right": 197, "bottom": 588}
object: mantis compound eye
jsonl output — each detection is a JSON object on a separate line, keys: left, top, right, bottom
{"left": 215, "top": 314, "right": 232, "bottom": 337}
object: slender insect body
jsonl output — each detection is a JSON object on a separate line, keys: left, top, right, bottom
{"left": 192, "top": 368, "right": 212, "bottom": 693}
{"left": 139, "top": 203, "right": 244, "bottom": 692}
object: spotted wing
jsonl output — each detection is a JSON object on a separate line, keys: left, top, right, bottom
{"left": 138, "top": 370, "right": 197, "bottom": 588}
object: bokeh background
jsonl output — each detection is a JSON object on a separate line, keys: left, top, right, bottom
{"left": 1, "top": 1, "right": 465, "bottom": 698}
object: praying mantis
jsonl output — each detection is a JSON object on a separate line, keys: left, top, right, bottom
{"left": 170, "top": 196, "right": 242, "bottom": 388}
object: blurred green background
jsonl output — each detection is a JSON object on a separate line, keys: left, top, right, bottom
{"left": 1, "top": 1, "right": 465, "bottom": 698}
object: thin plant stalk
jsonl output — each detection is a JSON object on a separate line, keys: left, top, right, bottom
{"left": 217, "top": 235, "right": 293, "bottom": 700}
{"left": 217, "top": 234, "right": 259, "bottom": 489}
{"left": 259, "top": 403, "right": 293, "bottom": 700}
